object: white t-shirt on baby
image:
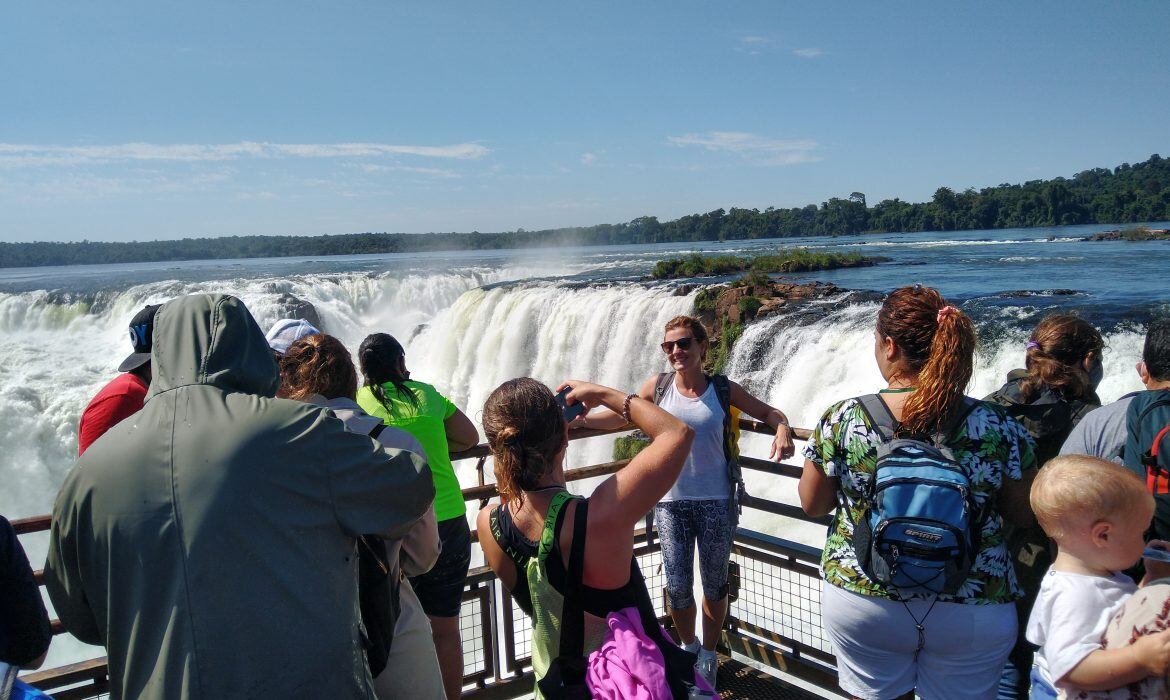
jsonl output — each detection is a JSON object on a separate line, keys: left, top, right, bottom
{"left": 1026, "top": 569, "right": 1137, "bottom": 690}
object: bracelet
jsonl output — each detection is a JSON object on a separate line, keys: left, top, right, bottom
{"left": 621, "top": 393, "right": 636, "bottom": 423}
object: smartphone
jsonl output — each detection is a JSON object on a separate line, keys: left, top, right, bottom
{"left": 555, "top": 387, "right": 588, "bottom": 423}
{"left": 1143, "top": 546, "right": 1170, "bottom": 563}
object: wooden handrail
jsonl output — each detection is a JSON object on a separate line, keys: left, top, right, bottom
{"left": 13, "top": 420, "right": 810, "bottom": 536}
{"left": 16, "top": 421, "right": 818, "bottom": 697}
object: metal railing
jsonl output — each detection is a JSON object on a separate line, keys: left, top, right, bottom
{"left": 16, "top": 420, "right": 841, "bottom": 699}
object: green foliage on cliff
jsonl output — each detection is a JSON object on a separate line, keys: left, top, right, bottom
{"left": 709, "top": 321, "right": 744, "bottom": 375}
{"left": 694, "top": 287, "right": 721, "bottom": 312}
{"left": 651, "top": 249, "right": 873, "bottom": 280}
{"left": 612, "top": 434, "right": 651, "bottom": 461}
{"left": 738, "top": 296, "right": 762, "bottom": 316}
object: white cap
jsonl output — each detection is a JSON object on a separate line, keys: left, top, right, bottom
{"left": 265, "top": 318, "right": 321, "bottom": 355}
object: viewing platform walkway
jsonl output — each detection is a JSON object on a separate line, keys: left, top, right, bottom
{"left": 16, "top": 420, "right": 843, "bottom": 699}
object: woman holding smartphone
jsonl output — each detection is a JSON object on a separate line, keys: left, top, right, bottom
{"left": 356, "top": 332, "right": 479, "bottom": 700}
{"left": 580, "top": 314, "right": 795, "bottom": 689}
{"left": 477, "top": 377, "right": 694, "bottom": 696}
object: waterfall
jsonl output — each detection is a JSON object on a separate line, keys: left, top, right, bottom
{"left": 407, "top": 282, "right": 696, "bottom": 471}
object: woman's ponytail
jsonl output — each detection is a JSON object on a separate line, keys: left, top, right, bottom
{"left": 878, "top": 286, "right": 976, "bottom": 435}
{"left": 1019, "top": 315, "right": 1103, "bottom": 402}
{"left": 357, "top": 333, "right": 419, "bottom": 413}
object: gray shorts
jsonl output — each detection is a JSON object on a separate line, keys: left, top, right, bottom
{"left": 654, "top": 499, "right": 735, "bottom": 610}
{"left": 822, "top": 580, "right": 1017, "bottom": 700}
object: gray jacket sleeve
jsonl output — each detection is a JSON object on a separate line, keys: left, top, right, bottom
{"left": 44, "top": 473, "right": 103, "bottom": 646}
{"left": 324, "top": 422, "right": 435, "bottom": 540}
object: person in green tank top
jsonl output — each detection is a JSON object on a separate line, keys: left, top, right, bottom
{"left": 357, "top": 333, "right": 479, "bottom": 700}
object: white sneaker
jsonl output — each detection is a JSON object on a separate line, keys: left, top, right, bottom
{"left": 696, "top": 649, "right": 717, "bottom": 690}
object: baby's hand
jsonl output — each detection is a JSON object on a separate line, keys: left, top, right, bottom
{"left": 1131, "top": 628, "right": 1170, "bottom": 676}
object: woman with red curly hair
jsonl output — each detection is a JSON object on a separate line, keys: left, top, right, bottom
{"left": 799, "top": 285, "right": 1037, "bottom": 700}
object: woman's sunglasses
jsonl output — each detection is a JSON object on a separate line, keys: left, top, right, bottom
{"left": 660, "top": 337, "right": 695, "bottom": 353}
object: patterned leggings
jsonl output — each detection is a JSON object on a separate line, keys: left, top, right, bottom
{"left": 654, "top": 499, "right": 735, "bottom": 610}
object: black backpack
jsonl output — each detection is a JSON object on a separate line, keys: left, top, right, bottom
{"left": 358, "top": 423, "right": 402, "bottom": 678}
{"left": 1125, "top": 390, "right": 1170, "bottom": 540}
{"left": 984, "top": 375, "right": 1098, "bottom": 602}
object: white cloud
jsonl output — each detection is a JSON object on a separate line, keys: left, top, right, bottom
{"left": 736, "top": 35, "right": 774, "bottom": 55}
{"left": 580, "top": 152, "right": 597, "bottom": 166}
{"left": 667, "top": 131, "right": 820, "bottom": 165}
{"left": 0, "top": 141, "right": 490, "bottom": 167}
{"left": 793, "top": 47, "right": 824, "bottom": 58}
{"left": 235, "top": 191, "right": 279, "bottom": 201}
{"left": 355, "top": 163, "right": 460, "bottom": 178}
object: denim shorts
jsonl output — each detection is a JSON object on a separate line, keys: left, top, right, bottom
{"left": 654, "top": 499, "right": 735, "bottom": 610}
{"left": 408, "top": 516, "right": 471, "bottom": 618}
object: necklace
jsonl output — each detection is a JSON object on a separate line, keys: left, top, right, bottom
{"left": 879, "top": 387, "right": 917, "bottom": 394}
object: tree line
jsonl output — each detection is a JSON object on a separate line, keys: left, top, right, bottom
{"left": 3, "top": 154, "right": 1169, "bottom": 268}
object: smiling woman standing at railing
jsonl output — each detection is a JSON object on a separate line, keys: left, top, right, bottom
{"left": 580, "top": 314, "right": 795, "bottom": 690}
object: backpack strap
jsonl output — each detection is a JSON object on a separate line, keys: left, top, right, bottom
{"left": 709, "top": 374, "right": 743, "bottom": 497}
{"left": 653, "top": 371, "right": 674, "bottom": 405}
{"left": 538, "top": 491, "right": 576, "bottom": 562}
{"left": 554, "top": 498, "right": 589, "bottom": 663}
{"left": 857, "top": 394, "right": 898, "bottom": 442}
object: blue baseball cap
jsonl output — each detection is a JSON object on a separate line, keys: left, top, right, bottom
{"left": 118, "top": 304, "right": 161, "bottom": 372}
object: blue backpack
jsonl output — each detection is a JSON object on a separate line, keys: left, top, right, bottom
{"left": 848, "top": 394, "right": 983, "bottom": 597}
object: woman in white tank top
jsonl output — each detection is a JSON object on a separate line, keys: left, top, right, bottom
{"left": 578, "top": 314, "right": 795, "bottom": 689}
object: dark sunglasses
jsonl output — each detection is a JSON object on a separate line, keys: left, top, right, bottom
{"left": 660, "top": 337, "right": 696, "bottom": 353}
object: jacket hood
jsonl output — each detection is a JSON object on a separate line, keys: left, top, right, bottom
{"left": 148, "top": 294, "right": 280, "bottom": 399}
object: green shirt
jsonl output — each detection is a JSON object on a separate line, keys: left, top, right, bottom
{"left": 357, "top": 380, "right": 467, "bottom": 521}
{"left": 803, "top": 397, "right": 1036, "bottom": 605}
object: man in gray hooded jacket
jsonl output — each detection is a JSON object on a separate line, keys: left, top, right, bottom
{"left": 45, "top": 294, "right": 435, "bottom": 699}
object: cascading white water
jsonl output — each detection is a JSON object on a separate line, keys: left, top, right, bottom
{"left": 725, "top": 301, "right": 1147, "bottom": 547}
{"left": 1, "top": 261, "right": 1155, "bottom": 670}
{"left": 0, "top": 267, "right": 552, "bottom": 520}
{"left": 406, "top": 282, "right": 697, "bottom": 473}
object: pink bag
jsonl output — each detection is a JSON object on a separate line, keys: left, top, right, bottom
{"left": 554, "top": 500, "right": 716, "bottom": 699}
{"left": 585, "top": 607, "right": 716, "bottom": 699}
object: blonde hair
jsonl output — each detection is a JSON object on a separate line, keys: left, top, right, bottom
{"left": 1030, "top": 455, "right": 1152, "bottom": 540}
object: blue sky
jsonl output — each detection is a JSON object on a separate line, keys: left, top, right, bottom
{"left": 2, "top": 1, "right": 1168, "bottom": 242}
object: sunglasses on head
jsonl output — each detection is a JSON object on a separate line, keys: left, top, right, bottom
{"left": 661, "top": 337, "right": 696, "bottom": 353}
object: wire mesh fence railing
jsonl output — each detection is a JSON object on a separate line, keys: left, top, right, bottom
{"left": 17, "top": 419, "right": 839, "bottom": 699}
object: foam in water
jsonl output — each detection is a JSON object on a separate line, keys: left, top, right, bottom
{"left": 407, "top": 282, "right": 695, "bottom": 471}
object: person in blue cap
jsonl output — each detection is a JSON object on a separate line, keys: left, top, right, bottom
{"left": 78, "top": 304, "right": 160, "bottom": 455}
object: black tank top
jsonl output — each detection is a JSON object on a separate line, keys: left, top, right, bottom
{"left": 490, "top": 501, "right": 638, "bottom": 617}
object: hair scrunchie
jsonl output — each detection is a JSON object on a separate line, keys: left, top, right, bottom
{"left": 1026, "top": 340, "right": 1040, "bottom": 350}
{"left": 936, "top": 305, "right": 959, "bottom": 323}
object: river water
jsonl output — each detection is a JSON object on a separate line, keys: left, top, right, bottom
{"left": 3, "top": 222, "right": 1167, "bottom": 667}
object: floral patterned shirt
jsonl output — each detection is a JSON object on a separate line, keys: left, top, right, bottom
{"left": 803, "top": 397, "right": 1037, "bottom": 605}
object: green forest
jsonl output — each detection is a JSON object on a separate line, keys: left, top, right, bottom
{"left": 4, "top": 154, "right": 1170, "bottom": 268}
